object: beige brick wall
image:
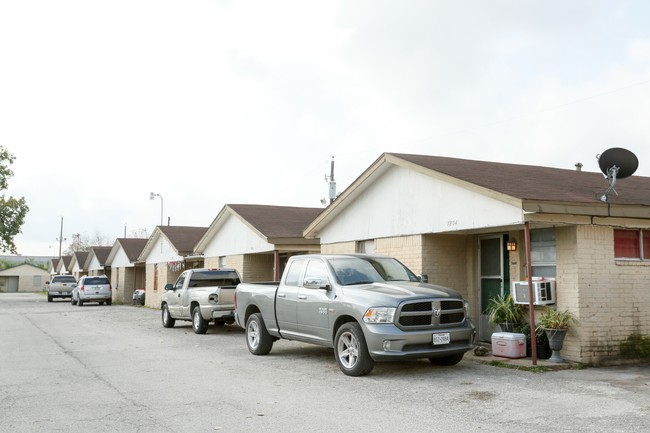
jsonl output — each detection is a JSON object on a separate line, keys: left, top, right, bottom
{"left": 321, "top": 242, "right": 357, "bottom": 254}
{"left": 205, "top": 253, "right": 274, "bottom": 282}
{"left": 566, "top": 225, "right": 650, "bottom": 365}
{"left": 111, "top": 267, "right": 141, "bottom": 304}
{"left": 145, "top": 263, "right": 183, "bottom": 309}
{"left": 242, "top": 254, "right": 275, "bottom": 282}
{"left": 375, "top": 235, "right": 423, "bottom": 273}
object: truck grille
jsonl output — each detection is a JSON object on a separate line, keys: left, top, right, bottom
{"left": 397, "top": 299, "right": 465, "bottom": 330}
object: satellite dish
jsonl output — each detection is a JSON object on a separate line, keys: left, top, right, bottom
{"left": 597, "top": 147, "right": 639, "bottom": 202}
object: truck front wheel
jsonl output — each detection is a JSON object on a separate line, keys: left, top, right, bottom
{"left": 246, "top": 313, "right": 273, "bottom": 355}
{"left": 162, "top": 304, "right": 175, "bottom": 328}
{"left": 334, "top": 322, "right": 375, "bottom": 376}
{"left": 192, "top": 307, "right": 209, "bottom": 334}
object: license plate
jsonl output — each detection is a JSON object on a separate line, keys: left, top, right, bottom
{"left": 433, "top": 333, "right": 450, "bottom": 345}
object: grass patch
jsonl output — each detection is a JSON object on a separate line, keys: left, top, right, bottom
{"left": 487, "top": 360, "right": 552, "bottom": 373}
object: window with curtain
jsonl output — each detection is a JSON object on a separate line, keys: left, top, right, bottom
{"left": 614, "top": 229, "right": 648, "bottom": 259}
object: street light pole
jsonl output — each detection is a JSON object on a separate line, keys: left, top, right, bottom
{"left": 150, "top": 192, "right": 164, "bottom": 226}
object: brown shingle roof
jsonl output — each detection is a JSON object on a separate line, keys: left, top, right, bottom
{"left": 116, "top": 238, "right": 148, "bottom": 262}
{"left": 391, "top": 153, "right": 650, "bottom": 205}
{"left": 90, "top": 246, "right": 112, "bottom": 265}
{"left": 158, "top": 226, "right": 208, "bottom": 254}
{"left": 228, "top": 204, "right": 323, "bottom": 239}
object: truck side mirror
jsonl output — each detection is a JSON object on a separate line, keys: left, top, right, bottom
{"left": 418, "top": 274, "right": 428, "bottom": 283}
{"left": 164, "top": 283, "right": 174, "bottom": 291}
{"left": 303, "top": 278, "right": 331, "bottom": 291}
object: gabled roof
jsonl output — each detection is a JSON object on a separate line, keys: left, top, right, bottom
{"left": 139, "top": 226, "right": 208, "bottom": 261}
{"left": 305, "top": 152, "right": 650, "bottom": 237}
{"left": 106, "top": 238, "right": 148, "bottom": 265}
{"left": 195, "top": 204, "right": 322, "bottom": 252}
{"left": 69, "top": 251, "right": 89, "bottom": 271}
{"left": 84, "top": 246, "right": 112, "bottom": 269}
{"left": 391, "top": 153, "right": 650, "bottom": 205}
{"left": 49, "top": 258, "right": 61, "bottom": 272}
{"left": 58, "top": 255, "right": 73, "bottom": 273}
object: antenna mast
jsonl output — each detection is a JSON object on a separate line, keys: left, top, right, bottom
{"left": 326, "top": 156, "right": 336, "bottom": 204}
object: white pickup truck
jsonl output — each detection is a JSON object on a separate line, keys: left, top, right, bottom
{"left": 161, "top": 268, "right": 241, "bottom": 334}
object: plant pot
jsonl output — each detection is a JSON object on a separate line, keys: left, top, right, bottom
{"left": 499, "top": 323, "right": 515, "bottom": 333}
{"left": 536, "top": 342, "right": 552, "bottom": 360}
{"left": 544, "top": 328, "right": 568, "bottom": 363}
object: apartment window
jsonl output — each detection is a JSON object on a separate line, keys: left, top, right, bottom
{"left": 530, "top": 228, "right": 556, "bottom": 278}
{"left": 614, "top": 229, "right": 649, "bottom": 259}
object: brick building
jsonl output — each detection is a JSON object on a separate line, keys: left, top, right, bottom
{"left": 194, "top": 204, "right": 322, "bottom": 282}
{"left": 305, "top": 152, "right": 650, "bottom": 365}
{"left": 138, "top": 226, "right": 207, "bottom": 308}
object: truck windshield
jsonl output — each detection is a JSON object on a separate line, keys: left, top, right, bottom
{"left": 329, "top": 257, "right": 420, "bottom": 286}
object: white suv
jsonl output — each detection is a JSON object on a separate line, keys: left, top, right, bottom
{"left": 72, "top": 275, "right": 112, "bottom": 306}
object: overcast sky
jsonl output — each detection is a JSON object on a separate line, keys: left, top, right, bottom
{"left": 2, "top": 0, "right": 650, "bottom": 256}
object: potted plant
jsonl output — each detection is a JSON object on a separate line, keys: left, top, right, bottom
{"left": 486, "top": 294, "right": 523, "bottom": 332}
{"left": 537, "top": 307, "right": 576, "bottom": 363}
{"left": 535, "top": 326, "right": 551, "bottom": 360}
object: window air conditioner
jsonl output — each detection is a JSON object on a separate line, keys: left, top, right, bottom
{"left": 511, "top": 278, "right": 556, "bottom": 305}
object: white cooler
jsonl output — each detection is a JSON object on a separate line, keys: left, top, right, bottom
{"left": 491, "top": 332, "right": 527, "bottom": 359}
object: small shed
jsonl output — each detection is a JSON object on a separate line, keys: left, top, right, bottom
{"left": 0, "top": 263, "right": 51, "bottom": 293}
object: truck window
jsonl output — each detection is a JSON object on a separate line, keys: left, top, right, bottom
{"left": 303, "top": 260, "right": 329, "bottom": 287}
{"left": 175, "top": 274, "right": 186, "bottom": 290}
{"left": 284, "top": 259, "right": 306, "bottom": 287}
{"left": 189, "top": 270, "right": 242, "bottom": 288}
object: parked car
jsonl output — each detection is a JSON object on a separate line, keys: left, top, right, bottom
{"left": 133, "top": 288, "right": 145, "bottom": 305}
{"left": 46, "top": 275, "right": 77, "bottom": 302}
{"left": 71, "top": 275, "right": 112, "bottom": 306}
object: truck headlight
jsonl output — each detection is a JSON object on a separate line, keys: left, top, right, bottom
{"left": 464, "top": 301, "right": 470, "bottom": 317}
{"left": 363, "top": 307, "right": 396, "bottom": 324}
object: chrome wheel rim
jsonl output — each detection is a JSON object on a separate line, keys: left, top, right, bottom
{"left": 193, "top": 311, "right": 200, "bottom": 330}
{"left": 163, "top": 307, "right": 169, "bottom": 324}
{"left": 247, "top": 320, "right": 260, "bottom": 349}
{"left": 337, "top": 331, "right": 359, "bottom": 369}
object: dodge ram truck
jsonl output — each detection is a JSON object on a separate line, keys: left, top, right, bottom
{"left": 234, "top": 254, "right": 475, "bottom": 376}
{"left": 161, "top": 268, "right": 241, "bottom": 334}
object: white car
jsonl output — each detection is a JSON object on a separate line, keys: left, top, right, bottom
{"left": 72, "top": 275, "right": 112, "bottom": 306}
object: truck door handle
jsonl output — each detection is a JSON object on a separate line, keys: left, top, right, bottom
{"left": 298, "top": 295, "right": 307, "bottom": 300}
{"left": 277, "top": 293, "right": 286, "bottom": 298}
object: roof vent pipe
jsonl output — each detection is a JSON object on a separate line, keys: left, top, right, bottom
{"left": 575, "top": 162, "right": 583, "bottom": 171}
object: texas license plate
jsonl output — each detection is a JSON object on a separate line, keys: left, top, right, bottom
{"left": 433, "top": 333, "right": 450, "bottom": 345}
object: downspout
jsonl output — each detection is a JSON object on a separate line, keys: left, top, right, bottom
{"left": 524, "top": 222, "right": 538, "bottom": 365}
{"left": 274, "top": 250, "right": 280, "bottom": 281}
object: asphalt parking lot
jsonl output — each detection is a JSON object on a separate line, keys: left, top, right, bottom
{"left": 1, "top": 293, "right": 648, "bottom": 433}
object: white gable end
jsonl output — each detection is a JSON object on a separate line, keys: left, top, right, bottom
{"left": 145, "top": 236, "right": 183, "bottom": 264}
{"left": 203, "top": 214, "right": 274, "bottom": 257}
{"left": 320, "top": 165, "right": 524, "bottom": 244}
{"left": 110, "top": 247, "right": 133, "bottom": 268}
{"left": 88, "top": 255, "right": 102, "bottom": 272}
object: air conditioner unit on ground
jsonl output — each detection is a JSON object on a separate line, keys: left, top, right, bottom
{"left": 511, "top": 278, "right": 556, "bottom": 305}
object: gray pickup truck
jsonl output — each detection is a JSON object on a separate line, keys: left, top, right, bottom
{"left": 46, "top": 275, "right": 77, "bottom": 302}
{"left": 234, "top": 254, "right": 475, "bottom": 376}
{"left": 161, "top": 268, "right": 241, "bottom": 334}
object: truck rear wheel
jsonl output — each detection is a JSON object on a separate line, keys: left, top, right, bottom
{"left": 192, "top": 307, "right": 209, "bottom": 334}
{"left": 246, "top": 313, "right": 273, "bottom": 355}
{"left": 334, "top": 322, "right": 375, "bottom": 376}
{"left": 162, "top": 304, "right": 175, "bottom": 328}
